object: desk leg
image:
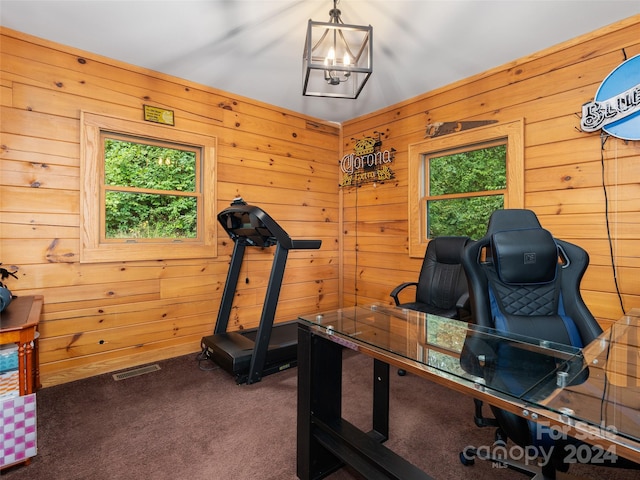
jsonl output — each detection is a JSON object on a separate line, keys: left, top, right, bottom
{"left": 17, "top": 343, "right": 27, "bottom": 396}
{"left": 297, "top": 324, "right": 344, "bottom": 480}
{"left": 34, "top": 333, "right": 41, "bottom": 390}
{"left": 24, "top": 342, "right": 34, "bottom": 394}
{"left": 372, "top": 359, "right": 390, "bottom": 442}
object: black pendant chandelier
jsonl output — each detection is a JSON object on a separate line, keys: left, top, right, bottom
{"left": 303, "top": 0, "right": 373, "bottom": 99}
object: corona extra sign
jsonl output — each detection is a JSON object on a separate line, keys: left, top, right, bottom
{"left": 340, "top": 134, "right": 395, "bottom": 187}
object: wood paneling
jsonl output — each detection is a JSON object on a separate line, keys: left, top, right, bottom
{"left": 0, "top": 27, "right": 340, "bottom": 386}
{"left": 341, "top": 15, "right": 640, "bottom": 328}
{"left": 2, "top": 15, "right": 639, "bottom": 386}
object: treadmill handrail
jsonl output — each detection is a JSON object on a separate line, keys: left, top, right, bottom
{"left": 290, "top": 239, "right": 322, "bottom": 250}
{"left": 217, "top": 200, "right": 321, "bottom": 251}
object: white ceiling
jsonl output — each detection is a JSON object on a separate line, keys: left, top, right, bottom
{"left": 1, "top": 1, "right": 639, "bottom": 123}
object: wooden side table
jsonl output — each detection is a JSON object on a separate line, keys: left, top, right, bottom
{"left": 0, "top": 295, "right": 43, "bottom": 395}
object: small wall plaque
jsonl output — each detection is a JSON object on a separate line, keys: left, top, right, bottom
{"left": 143, "top": 105, "right": 175, "bottom": 126}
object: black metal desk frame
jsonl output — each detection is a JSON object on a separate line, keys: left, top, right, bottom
{"left": 297, "top": 321, "right": 432, "bottom": 480}
{"left": 296, "top": 306, "right": 640, "bottom": 480}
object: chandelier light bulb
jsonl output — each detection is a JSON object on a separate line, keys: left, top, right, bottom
{"left": 327, "top": 47, "right": 336, "bottom": 63}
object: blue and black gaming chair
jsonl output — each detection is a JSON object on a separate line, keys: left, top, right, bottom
{"left": 459, "top": 209, "right": 607, "bottom": 477}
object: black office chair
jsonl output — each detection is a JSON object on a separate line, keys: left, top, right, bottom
{"left": 390, "top": 236, "right": 472, "bottom": 322}
{"left": 458, "top": 209, "right": 629, "bottom": 478}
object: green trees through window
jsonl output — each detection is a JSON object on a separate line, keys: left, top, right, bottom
{"left": 427, "top": 144, "right": 506, "bottom": 239}
{"left": 103, "top": 138, "right": 199, "bottom": 239}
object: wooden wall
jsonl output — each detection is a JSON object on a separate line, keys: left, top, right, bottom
{"left": 341, "top": 15, "right": 640, "bottom": 330}
{"left": 2, "top": 15, "right": 639, "bottom": 387}
{"left": 0, "top": 27, "right": 341, "bottom": 386}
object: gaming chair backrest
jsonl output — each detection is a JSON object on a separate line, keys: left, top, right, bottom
{"left": 462, "top": 209, "right": 602, "bottom": 345}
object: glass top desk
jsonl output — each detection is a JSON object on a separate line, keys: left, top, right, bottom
{"left": 296, "top": 305, "right": 640, "bottom": 480}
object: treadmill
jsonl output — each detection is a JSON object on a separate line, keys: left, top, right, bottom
{"left": 201, "top": 198, "right": 321, "bottom": 384}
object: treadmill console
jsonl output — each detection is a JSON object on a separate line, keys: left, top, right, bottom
{"left": 218, "top": 197, "right": 291, "bottom": 248}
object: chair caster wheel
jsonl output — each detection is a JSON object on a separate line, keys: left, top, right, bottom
{"left": 460, "top": 449, "right": 475, "bottom": 466}
{"left": 495, "top": 428, "right": 507, "bottom": 445}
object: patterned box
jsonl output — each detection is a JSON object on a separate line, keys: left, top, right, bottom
{"left": 1, "top": 393, "right": 37, "bottom": 468}
{"left": 0, "top": 344, "right": 18, "bottom": 373}
{"left": 0, "top": 371, "right": 19, "bottom": 400}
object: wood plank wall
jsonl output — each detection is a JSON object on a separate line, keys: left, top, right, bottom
{"left": 0, "top": 27, "right": 341, "bottom": 386}
{"left": 1, "top": 16, "right": 639, "bottom": 387}
{"left": 340, "top": 16, "right": 640, "bottom": 330}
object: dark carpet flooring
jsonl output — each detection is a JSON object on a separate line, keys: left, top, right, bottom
{"left": 2, "top": 351, "right": 638, "bottom": 480}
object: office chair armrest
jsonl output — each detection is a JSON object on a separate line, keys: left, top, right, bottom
{"left": 459, "top": 334, "right": 497, "bottom": 379}
{"left": 456, "top": 291, "right": 469, "bottom": 310}
{"left": 390, "top": 282, "right": 418, "bottom": 306}
{"left": 455, "top": 292, "right": 472, "bottom": 322}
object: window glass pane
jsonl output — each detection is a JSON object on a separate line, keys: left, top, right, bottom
{"left": 105, "top": 191, "right": 197, "bottom": 239}
{"left": 104, "top": 139, "right": 196, "bottom": 191}
{"left": 428, "top": 145, "right": 506, "bottom": 196}
{"left": 426, "top": 195, "right": 504, "bottom": 239}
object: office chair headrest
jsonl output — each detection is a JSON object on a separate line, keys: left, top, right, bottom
{"left": 491, "top": 228, "right": 558, "bottom": 285}
{"left": 432, "top": 236, "right": 469, "bottom": 264}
